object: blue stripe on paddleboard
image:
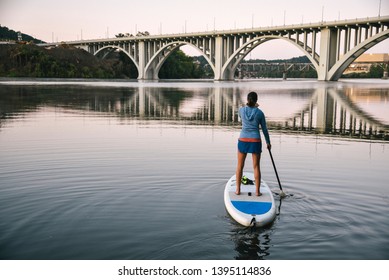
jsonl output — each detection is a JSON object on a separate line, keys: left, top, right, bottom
{"left": 231, "top": 201, "right": 272, "bottom": 215}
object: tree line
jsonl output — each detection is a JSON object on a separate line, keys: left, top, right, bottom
{"left": 0, "top": 44, "right": 122, "bottom": 78}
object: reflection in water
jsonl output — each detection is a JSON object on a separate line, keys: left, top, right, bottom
{"left": 231, "top": 207, "right": 281, "bottom": 259}
{"left": 232, "top": 228, "right": 271, "bottom": 260}
{"left": 230, "top": 194, "right": 283, "bottom": 260}
{"left": 288, "top": 88, "right": 389, "bottom": 139}
{"left": 1, "top": 83, "right": 388, "bottom": 140}
{"left": 1, "top": 81, "right": 389, "bottom": 260}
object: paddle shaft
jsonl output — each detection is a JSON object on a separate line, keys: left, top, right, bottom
{"left": 268, "top": 149, "right": 283, "bottom": 192}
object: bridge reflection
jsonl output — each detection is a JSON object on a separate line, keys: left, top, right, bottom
{"left": 96, "top": 86, "right": 388, "bottom": 140}
{"left": 285, "top": 88, "right": 389, "bottom": 139}
{"left": 0, "top": 84, "right": 388, "bottom": 141}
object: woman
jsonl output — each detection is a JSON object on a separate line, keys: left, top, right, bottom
{"left": 236, "top": 91, "right": 271, "bottom": 196}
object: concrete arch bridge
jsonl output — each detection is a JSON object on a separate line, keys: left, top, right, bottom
{"left": 43, "top": 16, "right": 389, "bottom": 81}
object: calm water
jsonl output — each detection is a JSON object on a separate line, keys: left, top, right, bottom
{"left": 0, "top": 79, "right": 389, "bottom": 260}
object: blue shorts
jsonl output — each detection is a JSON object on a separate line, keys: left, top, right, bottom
{"left": 238, "top": 140, "right": 262, "bottom": 154}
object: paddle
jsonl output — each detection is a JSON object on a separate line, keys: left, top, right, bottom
{"left": 268, "top": 148, "right": 286, "bottom": 198}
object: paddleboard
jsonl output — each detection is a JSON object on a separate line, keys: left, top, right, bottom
{"left": 224, "top": 172, "right": 276, "bottom": 227}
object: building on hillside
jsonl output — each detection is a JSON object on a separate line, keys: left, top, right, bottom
{"left": 345, "top": 53, "right": 389, "bottom": 78}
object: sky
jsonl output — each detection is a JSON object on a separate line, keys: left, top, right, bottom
{"left": 1, "top": 0, "right": 389, "bottom": 59}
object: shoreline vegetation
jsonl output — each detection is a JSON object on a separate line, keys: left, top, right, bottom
{"left": 0, "top": 26, "right": 385, "bottom": 80}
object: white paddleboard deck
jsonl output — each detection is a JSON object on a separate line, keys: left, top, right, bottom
{"left": 224, "top": 172, "right": 276, "bottom": 227}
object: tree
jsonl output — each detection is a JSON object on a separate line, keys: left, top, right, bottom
{"left": 159, "top": 49, "right": 205, "bottom": 79}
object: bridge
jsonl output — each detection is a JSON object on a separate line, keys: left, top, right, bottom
{"left": 237, "top": 62, "right": 316, "bottom": 79}
{"left": 42, "top": 16, "right": 389, "bottom": 81}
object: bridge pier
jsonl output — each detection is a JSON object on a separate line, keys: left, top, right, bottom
{"left": 137, "top": 41, "right": 158, "bottom": 80}
{"left": 318, "top": 29, "right": 337, "bottom": 81}
{"left": 137, "top": 41, "right": 145, "bottom": 80}
{"left": 213, "top": 37, "right": 224, "bottom": 80}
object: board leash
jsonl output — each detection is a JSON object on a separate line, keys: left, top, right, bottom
{"left": 249, "top": 217, "right": 256, "bottom": 228}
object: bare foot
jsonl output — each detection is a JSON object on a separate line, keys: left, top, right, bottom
{"left": 256, "top": 192, "right": 262, "bottom": 196}
{"left": 235, "top": 190, "right": 241, "bottom": 195}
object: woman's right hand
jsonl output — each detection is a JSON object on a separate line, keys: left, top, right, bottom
{"left": 267, "top": 143, "right": 272, "bottom": 150}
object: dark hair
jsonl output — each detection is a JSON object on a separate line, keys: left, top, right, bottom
{"left": 246, "top": 91, "right": 258, "bottom": 107}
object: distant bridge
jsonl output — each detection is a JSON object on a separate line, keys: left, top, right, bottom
{"left": 41, "top": 16, "right": 389, "bottom": 81}
{"left": 237, "top": 62, "right": 315, "bottom": 78}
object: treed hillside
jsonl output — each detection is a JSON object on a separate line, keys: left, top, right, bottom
{"left": 0, "top": 44, "right": 131, "bottom": 78}
{"left": 159, "top": 50, "right": 205, "bottom": 79}
{"left": 0, "top": 25, "right": 45, "bottom": 44}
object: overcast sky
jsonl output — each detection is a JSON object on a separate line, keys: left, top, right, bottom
{"left": 1, "top": 0, "right": 388, "bottom": 59}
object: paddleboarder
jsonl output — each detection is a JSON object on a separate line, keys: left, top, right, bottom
{"left": 236, "top": 91, "right": 271, "bottom": 196}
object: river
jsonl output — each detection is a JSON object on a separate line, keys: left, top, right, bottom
{"left": 0, "top": 78, "right": 388, "bottom": 260}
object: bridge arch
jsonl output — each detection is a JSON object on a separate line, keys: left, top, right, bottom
{"left": 221, "top": 35, "right": 320, "bottom": 80}
{"left": 94, "top": 45, "right": 140, "bottom": 76}
{"left": 328, "top": 29, "right": 389, "bottom": 81}
{"left": 143, "top": 41, "right": 215, "bottom": 80}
